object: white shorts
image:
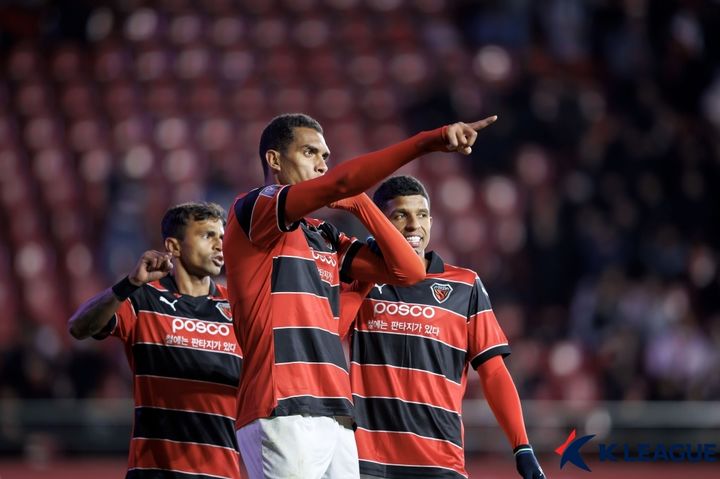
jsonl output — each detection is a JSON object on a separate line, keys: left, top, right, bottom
{"left": 236, "top": 415, "right": 360, "bottom": 479}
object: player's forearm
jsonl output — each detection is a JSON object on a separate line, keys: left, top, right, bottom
{"left": 284, "top": 128, "right": 445, "bottom": 222}
{"left": 347, "top": 196, "right": 425, "bottom": 285}
{"left": 68, "top": 288, "right": 120, "bottom": 339}
{"left": 479, "top": 356, "right": 530, "bottom": 449}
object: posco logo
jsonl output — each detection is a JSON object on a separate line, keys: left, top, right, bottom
{"left": 373, "top": 302, "right": 436, "bottom": 319}
{"left": 312, "top": 250, "right": 337, "bottom": 267}
{"left": 172, "top": 318, "right": 231, "bottom": 336}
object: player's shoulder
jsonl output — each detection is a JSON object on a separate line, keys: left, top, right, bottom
{"left": 213, "top": 282, "right": 229, "bottom": 300}
{"left": 232, "top": 184, "right": 282, "bottom": 205}
{"left": 145, "top": 279, "right": 170, "bottom": 293}
{"left": 437, "top": 263, "right": 479, "bottom": 285}
{"left": 234, "top": 186, "right": 260, "bottom": 201}
{"left": 120, "top": 279, "right": 168, "bottom": 309}
{"left": 258, "top": 184, "right": 286, "bottom": 198}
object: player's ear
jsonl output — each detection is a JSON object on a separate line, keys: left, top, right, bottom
{"left": 265, "top": 149, "right": 282, "bottom": 174}
{"left": 165, "top": 237, "right": 181, "bottom": 257}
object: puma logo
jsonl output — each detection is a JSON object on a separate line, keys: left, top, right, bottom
{"left": 160, "top": 296, "right": 178, "bottom": 311}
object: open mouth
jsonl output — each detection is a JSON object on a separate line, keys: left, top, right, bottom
{"left": 212, "top": 256, "right": 224, "bottom": 267}
{"left": 405, "top": 235, "right": 422, "bottom": 248}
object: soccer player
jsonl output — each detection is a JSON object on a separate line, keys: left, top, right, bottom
{"left": 342, "top": 176, "right": 545, "bottom": 479}
{"left": 68, "top": 202, "right": 244, "bottom": 479}
{"left": 224, "top": 113, "right": 497, "bottom": 478}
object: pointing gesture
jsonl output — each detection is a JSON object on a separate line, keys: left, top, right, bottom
{"left": 442, "top": 115, "right": 498, "bottom": 155}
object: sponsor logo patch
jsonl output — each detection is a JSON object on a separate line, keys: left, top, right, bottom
{"left": 259, "top": 184, "right": 282, "bottom": 197}
{"left": 373, "top": 301, "right": 436, "bottom": 319}
{"left": 312, "top": 250, "right": 337, "bottom": 267}
{"left": 172, "top": 318, "right": 232, "bottom": 336}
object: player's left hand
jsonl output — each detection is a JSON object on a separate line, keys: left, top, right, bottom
{"left": 515, "top": 446, "right": 546, "bottom": 479}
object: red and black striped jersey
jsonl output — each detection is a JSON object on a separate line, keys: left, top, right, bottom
{"left": 348, "top": 252, "right": 510, "bottom": 479}
{"left": 96, "top": 275, "right": 244, "bottom": 479}
{"left": 224, "top": 184, "right": 359, "bottom": 429}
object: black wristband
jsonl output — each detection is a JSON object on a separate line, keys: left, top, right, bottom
{"left": 112, "top": 276, "right": 140, "bottom": 301}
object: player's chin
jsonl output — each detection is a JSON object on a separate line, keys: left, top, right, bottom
{"left": 206, "top": 263, "right": 223, "bottom": 276}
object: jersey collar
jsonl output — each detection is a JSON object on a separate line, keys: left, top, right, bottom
{"left": 426, "top": 251, "right": 445, "bottom": 274}
{"left": 159, "top": 275, "right": 217, "bottom": 297}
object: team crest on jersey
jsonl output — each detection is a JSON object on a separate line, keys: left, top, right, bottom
{"left": 215, "top": 302, "right": 233, "bottom": 321}
{"left": 259, "top": 184, "right": 281, "bottom": 198}
{"left": 430, "top": 283, "right": 453, "bottom": 304}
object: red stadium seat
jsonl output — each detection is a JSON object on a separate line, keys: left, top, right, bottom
{"left": 168, "top": 13, "right": 204, "bottom": 45}
{"left": 7, "top": 43, "right": 41, "bottom": 81}
{"left": 51, "top": 45, "right": 85, "bottom": 82}
{"left": 94, "top": 41, "right": 132, "bottom": 82}
{"left": 16, "top": 81, "right": 52, "bottom": 117}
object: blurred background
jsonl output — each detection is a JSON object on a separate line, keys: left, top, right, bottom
{"left": 1, "top": 0, "right": 719, "bottom": 477}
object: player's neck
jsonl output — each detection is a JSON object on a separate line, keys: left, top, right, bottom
{"left": 417, "top": 250, "right": 430, "bottom": 271}
{"left": 170, "top": 267, "right": 211, "bottom": 297}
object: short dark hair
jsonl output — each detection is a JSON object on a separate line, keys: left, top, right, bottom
{"left": 258, "top": 113, "right": 324, "bottom": 178}
{"left": 161, "top": 202, "right": 226, "bottom": 240}
{"left": 373, "top": 175, "right": 431, "bottom": 211}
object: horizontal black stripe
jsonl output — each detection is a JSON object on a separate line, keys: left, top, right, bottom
{"left": 137, "top": 304, "right": 234, "bottom": 324}
{"left": 127, "top": 468, "right": 231, "bottom": 479}
{"left": 129, "top": 283, "right": 234, "bottom": 324}
{"left": 272, "top": 395, "right": 353, "bottom": 418}
{"left": 360, "top": 460, "right": 466, "bottom": 479}
{"left": 470, "top": 344, "right": 511, "bottom": 370}
{"left": 351, "top": 331, "right": 465, "bottom": 383}
{"left": 354, "top": 396, "right": 462, "bottom": 448}
{"left": 132, "top": 407, "right": 237, "bottom": 450}
{"left": 274, "top": 327, "right": 348, "bottom": 371}
{"left": 271, "top": 256, "right": 339, "bottom": 316}
{"left": 133, "top": 343, "right": 242, "bottom": 387}
{"left": 366, "top": 279, "right": 473, "bottom": 318}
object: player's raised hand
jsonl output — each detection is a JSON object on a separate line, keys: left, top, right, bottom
{"left": 443, "top": 115, "right": 498, "bottom": 155}
{"left": 129, "top": 250, "right": 173, "bottom": 286}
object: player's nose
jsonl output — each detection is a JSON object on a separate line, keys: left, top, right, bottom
{"left": 315, "top": 158, "right": 327, "bottom": 174}
{"left": 405, "top": 216, "right": 420, "bottom": 230}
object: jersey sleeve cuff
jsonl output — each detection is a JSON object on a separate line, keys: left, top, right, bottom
{"left": 470, "top": 343, "right": 511, "bottom": 370}
{"left": 277, "top": 185, "right": 301, "bottom": 232}
{"left": 514, "top": 444, "right": 533, "bottom": 455}
{"left": 339, "top": 240, "right": 363, "bottom": 283}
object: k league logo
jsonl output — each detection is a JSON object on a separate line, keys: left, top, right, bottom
{"left": 556, "top": 429, "right": 595, "bottom": 472}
